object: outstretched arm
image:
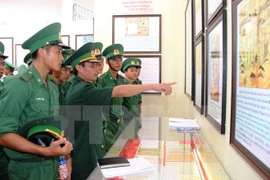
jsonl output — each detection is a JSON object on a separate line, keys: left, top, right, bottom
{"left": 112, "top": 82, "right": 176, "bottom": 97}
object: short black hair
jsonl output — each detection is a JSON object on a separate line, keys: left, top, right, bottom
{"left": 31, "top": 45, "right": 53, "bottom": 60}
{"left": 73, "top": 62, "right": 86, "bottom": 76}
{"left": 107, "top": 55, "right": 123, "bottom": 60}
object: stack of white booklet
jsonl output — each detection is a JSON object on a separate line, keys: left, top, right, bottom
{"left": 169, "top": 118, "right": 200, "bottom": 132}
{"left": 99, "top": 157, "right": 156, "bottom": 178}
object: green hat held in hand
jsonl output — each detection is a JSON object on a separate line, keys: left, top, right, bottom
{"left": 18, "top": 115, "right": 68, "bottom": 147}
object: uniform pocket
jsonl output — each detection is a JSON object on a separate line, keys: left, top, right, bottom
{"left": 30, "top": 102, "right": 50, "bottom": 115}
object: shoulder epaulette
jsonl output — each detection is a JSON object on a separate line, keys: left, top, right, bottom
{"left": 123, "top": 78, "right": 130, "bottom": 84}
{"left": 99, "top": 72, "right": 108, "bottom": 80}
{"left": 20, "top": 70, "right": 33, "bottom": 82}
{"left": 97, "top": 77, "right": 104, "bottom": 84}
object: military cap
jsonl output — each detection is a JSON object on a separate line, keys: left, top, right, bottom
{"left": 23, "top": 52, "right": 32, "bottom": 65}
{"left": 18, "top": 115, "right": 68, "bottom": 146}
{"left": 18, "top": 64, "right": 28, "bottom": 74}
{"left": 21, "top": 22, "right": 70, "bottom": 54}
{"left": 4, "top": 61, "right": 16, "bottom": 71}
{"left": 66, "top": 42, "right": 99, "bottom": 68}
{"left": 62, "top": 49, "right": 76, "bottom": 68}
{"left": 135, "top": 58, "right": 142, "bottom": 68}
{"left": 0, "top": 41, "right": 8, "bottom": 59}
{"left": 121, "top": 57, "right": 141, "bottom": 73}
{"left": 94, "top": 42, "right": 103, "bottom": 57}
{"left": 102, "top": 44, "right": 124, "bottom": 59}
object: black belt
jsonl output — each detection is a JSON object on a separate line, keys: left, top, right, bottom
{"left": 12, "top": 156, "right": 55, "bottom": 163}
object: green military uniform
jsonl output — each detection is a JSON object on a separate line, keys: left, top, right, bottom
{"left": 89, "top": 42, "right": 115, "bottom": 152}
{"left": 4, "top": 61, "right": 15, "bottom": 73}
{"left": 130, "top": 58, "right": 143, "bottom": 132}
{"left": 60, "top": 75, "right": 74, "bottom": 107}
{"left": 0, "top": 22, "right": 70, "bottom": 180}
{"left": 54, "top": 49, "right": 75, "bottom": 106}
{"left": 59, "top": 82, "right": 69, "bottom": 105}
{"left": 0, "top": 41, "right": 9, "bottom": 180}
{"left": 3, "top": 61, "right": 15, "bottom": 83}
{"left": 121, "top": 58, "right": 142, "bottom": 137}
{"left": 121, "top": 58, "right": 141, "bottom": 126}
{"left": 0, "top": 80, "right": 3, "bottom": 91}
{"left": 0, "top": 65, "right": 60, "bottom": 180}
{"left": 65, "top": 42, "right": 113, "bottom": 180}
{"left": 17, "top": 64, "right": 28, "bottom": 74}
{"left": 90, "top": 77, "right": 115, "bottom": 152}
{"left": 49, "top": 75, "right": 66, "bottom": 105}
{"left": 99, "top": 44, "right": 125, "bottom": 149}
{"left": 134, "top": 58, "right": 143, "bottom": 105}
{"left": 99, "top": 71, "right": 125, "bottom": 145}
{"left": 134, "top": 78, "right": 143, "bottom": 103}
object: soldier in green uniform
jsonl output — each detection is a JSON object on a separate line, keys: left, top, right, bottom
{"left": 65, "top": 42, "right": 176, "bottom": 180}
{"left": 121, "top": 57, "right": 141, "bottom": 127}
{"left": 0, "top": 41, "right": 7, "bottom": 82}
{"left": 95, "top": 42, "right": 105, "bottom": 76}
{"left": 0, "top": 41, "right": 9, "bottom": 180}
{"left": 90, "top": 42, "right": 105, "bottom": 86}
{"left": 99, "top": 44, "right": 126, "bottom": 149}
{"left": 0, "top": 22, "right": 73, "bottom": 180}
{"left": 50, "top": 49, "right": 75, "bottom": 105}
{"left": 90, "top": 42, "right": 115, "bottom": 153}
{"left": 134, "top": 58, "right": 143, "bottom": 128}
{"left": 0, "top": 41, "right": 8, "bottom": 88}
{"left": 3, "top": 61, "right": 15, "bottom": 76}
{"left": 2, "top": 62, "right": 16, "bottom": 84}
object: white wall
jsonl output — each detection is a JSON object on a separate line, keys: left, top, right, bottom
{"left": 94, "top": 0, "right": 262, "bottom": 179}
{"left": 0, "top": 0, "right": 93, "bottom": 66}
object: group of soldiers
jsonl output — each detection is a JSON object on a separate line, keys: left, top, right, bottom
{"left": 0, "top": 22, "right": 175, "bottom": 180}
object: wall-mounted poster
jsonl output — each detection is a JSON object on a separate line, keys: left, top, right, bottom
{"left": 194, "top": 0, "right": 202, "bottom": 37}
{"left": 15, "top": 44, "right": 29, "bottom": 66}
{"left": 119, "top": 55, "right": 161, "bottom": 94}
{"left": 194, "top": 36, "right": 204, "bottom": 114}
{"left": 62, "top": 35, "right": 70, "bottom": 46}
{"left": 112, "top": 14, "right": 161, "bottom": 53}
{"left": 205, "top": 11, "right": 227, "bottom": 134}
{"left": 231, "top": 0, "right": 270, "bottom": 179}
{"left": 75, "top": 34, "right": 94, "bottom": 50}
{"left": 185, "top": 0, "right": 193, "bottom": 98}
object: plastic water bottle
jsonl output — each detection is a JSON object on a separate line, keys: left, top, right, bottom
{"left": 58, "top": 155, "right": 69, "bottom": 180}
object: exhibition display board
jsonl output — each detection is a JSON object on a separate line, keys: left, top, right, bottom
{"left": 88, "top": 117, "right": 230, "bottom": 179}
